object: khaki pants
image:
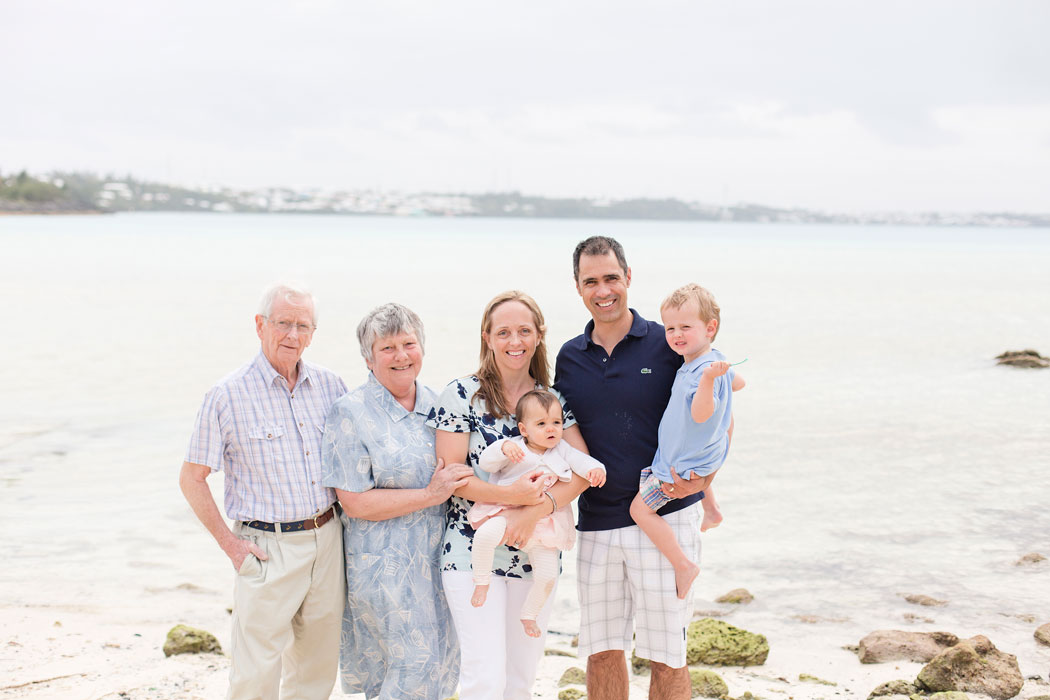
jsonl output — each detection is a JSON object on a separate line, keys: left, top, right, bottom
{"left": 228, "top": 516, "right": 345, "bottom": 700}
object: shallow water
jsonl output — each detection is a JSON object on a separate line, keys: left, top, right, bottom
{"left": 1, "top": 212, "right": 1048, "bottom": 679}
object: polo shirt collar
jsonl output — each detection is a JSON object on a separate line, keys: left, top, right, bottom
{"left": 253, "top": 351, "right": 311, "bottom": 390}
{"left": 680, "top": 349, "right": 719, "bottom": 374}
{"left": 367, "top": 372, "right": 431, "bottom": 422}
{"left": 581, "top": 308, "right": 651, "bottom": 349}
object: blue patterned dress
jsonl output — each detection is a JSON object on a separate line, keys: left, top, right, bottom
{"left": 321, "top": 373, "right": 459, "bottom": 700}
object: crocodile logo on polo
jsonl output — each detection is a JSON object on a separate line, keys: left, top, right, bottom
{"left": 640, "top": 368, "right": 652, "bottom": 374}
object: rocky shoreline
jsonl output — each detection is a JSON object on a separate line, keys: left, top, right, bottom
{"left": 137, "top": 571, "right": 1050, "bottom": 700}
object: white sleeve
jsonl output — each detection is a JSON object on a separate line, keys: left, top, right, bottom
{"left": 559, "top": 442, "right": 605, "bottom": 479}
{"left": 478, "top": 438, "right": 511, "bottom": 474}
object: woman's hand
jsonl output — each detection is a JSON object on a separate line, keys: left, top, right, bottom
{"left": 424, "top": 458, "right": 474, "bottom": 504}
{"left": 505, "top": 469, "right": 547, "bottom": 506}
{"left": 500, "top": 504, "right": 544, "bottom": 549}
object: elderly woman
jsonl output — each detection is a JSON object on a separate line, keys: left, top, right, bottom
{"left": 427, "top": 290, "right": 592, "bottom": 700}
{"left": 321, "top": 303, "right": 472, "bottom": 700}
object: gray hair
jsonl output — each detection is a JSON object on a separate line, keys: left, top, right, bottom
{"left": 258, "top": 283, "right": 317, "bottom": 325}
{"left": 357, "top": 303, "right": 426, "bottom": 363}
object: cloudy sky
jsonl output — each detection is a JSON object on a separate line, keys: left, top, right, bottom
{"left": 3, "top": 1, "right": 1048, "bottom": 212}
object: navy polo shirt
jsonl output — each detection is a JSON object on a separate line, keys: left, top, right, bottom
{"left": 554, "top": 309, "right": 700, "bottom": 532}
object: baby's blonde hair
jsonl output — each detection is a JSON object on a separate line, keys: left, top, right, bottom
{"left": 661, "top": 283, "right": 721, "bottom": 340}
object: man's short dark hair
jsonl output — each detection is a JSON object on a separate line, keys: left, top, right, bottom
{"left": 572, "top": 236, "right": 629, "bottom": 282}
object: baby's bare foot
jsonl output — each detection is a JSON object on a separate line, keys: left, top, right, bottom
{"left": 521, "top": 619, "right": 541, "bottom": 638}
{"left": 700, "top": 508, "right": 723, "bottom": 532}
{"left": 674, "top": 561, "right": 700, "bottom": 599}
{"left": 471, "top": 585, "right": 489, "bottom": 608}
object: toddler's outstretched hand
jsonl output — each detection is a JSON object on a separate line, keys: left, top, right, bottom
{"left": 703, "top": 361, "right": 730, "bottom": 379}
{"left": 587, "top": 468, "right": 606, "bottom": 487}
{"left": 501, "top": 440, "right": 525, "bottom": 463}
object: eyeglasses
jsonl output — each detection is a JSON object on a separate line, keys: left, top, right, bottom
{"left": 265, "top": 317, "right": 316, "bottom": 335}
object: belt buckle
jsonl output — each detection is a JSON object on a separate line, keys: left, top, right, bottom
{"left": 313, "top": 511, "right": 322, "bottom": 529}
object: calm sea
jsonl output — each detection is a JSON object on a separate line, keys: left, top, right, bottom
{"left": 2, "top": 213, "right": 1048, "bottom": 675}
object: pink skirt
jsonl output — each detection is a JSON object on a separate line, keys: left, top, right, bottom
{"left": 467, "top": 502, "right": 577, "bottom": 551}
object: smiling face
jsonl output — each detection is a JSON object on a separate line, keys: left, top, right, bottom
{"left": 483, "top": 300, "right": 540, "bottom": 375}
{"left": 256, "top": 296, "right": 315, "bottom": 372}
{"left": 367, "top": 331, "right": 423, "bottom": 395}
{"left": 661, "top": 299, "right": 718, "bottom": 363}
{"left": 576, "top": 251, "right": 632, "bottom": 325}
{"left": 518, "top": 399, "right": 564, "bottom": 453}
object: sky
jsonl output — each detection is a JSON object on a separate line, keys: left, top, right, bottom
{"left": 3, "top": 0, "right": 1049, "bottom": 213}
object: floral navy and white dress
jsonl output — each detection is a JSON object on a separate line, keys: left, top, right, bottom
{"left": 425, "top": 375, "right": 576, "bottom": 578}
{"left": 321, "top": 373, "right": 459, "bottom": 700}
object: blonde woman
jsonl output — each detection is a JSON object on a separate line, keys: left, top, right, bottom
{"left": 427, "top": 291, "right": 591, "bottom": 700}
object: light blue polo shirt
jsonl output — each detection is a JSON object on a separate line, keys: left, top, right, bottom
{"left": 650, "top": 348, "right": 735, "bottom": 482}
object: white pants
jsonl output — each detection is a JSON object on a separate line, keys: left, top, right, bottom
{"left": 442, "top": 570, "right": 556, "bottom": 700}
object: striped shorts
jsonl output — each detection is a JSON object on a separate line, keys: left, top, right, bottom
{"left": 576, "top": 504, "right": 701, "bottom": 668}
{"left": 637, "top": 466, "right": 673, "bottom": 511}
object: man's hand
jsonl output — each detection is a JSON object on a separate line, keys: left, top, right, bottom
{"left": 223, "top": 535, "right": 268, "bottom": 572}
{"left": 659, "top": 469, "right": 707, "bottom": 500}
{"left": 501, "top": 440, "right": 526, "bottom": 463}
{"left": 506, "top": 469, "right": 547, "bottom": 505}
{"left": 702, "top": 361, "right": 730, "bottom": 380}
{"left": 587, "top": 468, "right": 606, "bottom": 487}
{"left": 424, "top": 458, "right": 474, "bottom": 503}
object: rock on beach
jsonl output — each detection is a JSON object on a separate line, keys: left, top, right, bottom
{"left": 686, "top": 618, "right": 769, "bottom": 666}
{"left": 903, "top": 593, "right": 948, "bottom": 607}
{"left": 162, "top": 624, "right": 222, "bottom": 657}
{"left": 1016, "top": 552, "right": 1047, "bottom": 566}
{"left": 868, "top": 679, "right": 919, "bottom": 697}
{"left": 915, "top": 635, "right": 1024, "bottom": 700}
{"left": 1035, "top": 622, "right": 1050, "bottom": 646}
{"left": 715, "top": 588, "right": 754, "bottom": 604}
{"left": 858, "top": 630, "right": 959, "bottom": 663}
{"left": 995, "top": 349, "right": 1050, "bottom": 368}
{"left": 689, "top": 668, "right": 728, "bottom": 697}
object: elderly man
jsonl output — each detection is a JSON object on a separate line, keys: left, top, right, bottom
{"left": 180, "top": 283, "right": 348, "bottom": 700}
{"left": 554, "top": 237, "right": 707, "bottom": 700}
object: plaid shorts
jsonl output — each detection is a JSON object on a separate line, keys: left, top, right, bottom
{"left": 576, "top": 504, "right": 701, "bottom": 668}
{"left": 637, "top": 466, "right": 673, "bottom": 511}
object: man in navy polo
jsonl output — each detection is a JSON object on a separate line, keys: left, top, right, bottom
{"left": 554, "top": 236, "right": 706, "bottom": 700}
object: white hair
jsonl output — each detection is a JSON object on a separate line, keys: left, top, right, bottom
{"left": 258, "top": 283, "right": 317, "bottom": 326}
{"left": 357, "top": 303, "right": 425, "bottom": 363}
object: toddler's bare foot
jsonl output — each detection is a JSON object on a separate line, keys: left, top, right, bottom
{"left": 521, "top": 619, "right": 541, "bottom": 638}
{"left": 471, "top": 584, "right": 489, "bottom": 608}
{"left": 700, "top": 508, "right": 723, "bottom": 532}
{"left": 674, "top": 561, "right": 700, "bottom": 599}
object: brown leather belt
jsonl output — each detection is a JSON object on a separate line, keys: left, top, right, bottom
{"left": 243, "top": 505, "right": 336, "bottom": 533}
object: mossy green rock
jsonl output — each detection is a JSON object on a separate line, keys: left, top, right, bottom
{"left": 162, "top": 624, "right": 222, "bottom": 657}
{"left": 690, "top": 668, "right": 728, "bottom": 698}
{"left": 686, "top": 618, "right": 769, "bottom": 666}
{"left": 559, "top": 689, "right": 585, "bottom": 700}
{"left": 631, "top": 650, "right": 651, "bottom": 675}
{"left": 799, "top": 673, "right": 836, "bottom": 686}
{"left": 869, "top": 679, "right": 918, "bottom": 697}
{"left": 558, "top": 666, "right": 587, "bottom": 687}
{"left": 924, "top": 693, "right": 970, "bottom": 700}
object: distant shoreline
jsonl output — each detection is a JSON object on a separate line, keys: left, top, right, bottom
{"left": 4, "top": 171, "right": 1050, "bottom": 227}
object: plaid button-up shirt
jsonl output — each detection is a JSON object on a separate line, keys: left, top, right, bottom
{"left": 186, "top": 351, "right": 348, "bottom": 522}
